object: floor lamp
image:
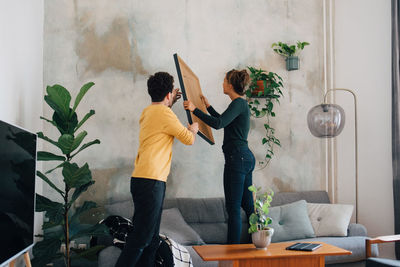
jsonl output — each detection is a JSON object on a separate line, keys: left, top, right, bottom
{"left": 307, "top": 88, "right": 359, "bottom": 223}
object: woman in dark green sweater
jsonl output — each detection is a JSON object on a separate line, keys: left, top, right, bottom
{"left": 184, "top": 69, "right": 255, "bottom": 244}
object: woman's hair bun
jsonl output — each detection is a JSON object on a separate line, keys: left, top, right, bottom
{"left": 226, "top": 69, "right": 250, "bottom": 96}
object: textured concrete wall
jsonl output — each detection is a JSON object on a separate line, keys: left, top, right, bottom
{"left": 43, "top": 0, "right": 325, "bottom": 217}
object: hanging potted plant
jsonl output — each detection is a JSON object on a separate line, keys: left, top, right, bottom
{"left": 248, "top": 185, "right": 274, "bottom": 249}
{"left": 271, "top": 41, "right": 310, "bottom": 71}
{"left": 245, "top": 67, "right": 284, "bottom": 168}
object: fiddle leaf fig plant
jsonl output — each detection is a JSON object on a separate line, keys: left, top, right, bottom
{"left": 248, "top": 185, "right": 274, "bottom": 234}
{"left": 33, "top": 83, "right": 108, "bottom": 267}
{"left": 245, "top": 67, "right": 284, "bottom": 166}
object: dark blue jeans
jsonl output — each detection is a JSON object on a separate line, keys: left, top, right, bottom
{"left": 115, "top": 178, "right": 166, "bottom": 267}
{"left": 223, "top": 146, "right": 255, "bottom": 244}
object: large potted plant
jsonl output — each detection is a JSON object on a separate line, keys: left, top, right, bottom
{"left": 33, "top": 83, "right": 108, "bottom": 267}
{"left": 245, "top": 67, "right": 284, "bottom": 168}
{"left": 248, "top": 185, "right": 274, "bottom": 249}
{"left": 271, "top": 41, "right": 310, "bottom": 71}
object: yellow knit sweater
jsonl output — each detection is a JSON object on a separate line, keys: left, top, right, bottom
{"left": 131, "top": 104, "right": 194, "bottom": 182}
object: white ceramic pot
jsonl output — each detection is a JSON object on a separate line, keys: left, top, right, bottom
{"left": 251, "top": 228, "right": 274, "bottom": 249}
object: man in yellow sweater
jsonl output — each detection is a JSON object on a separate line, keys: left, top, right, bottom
{"left": 115, "top": 72, "right": 198, "bottom": 267}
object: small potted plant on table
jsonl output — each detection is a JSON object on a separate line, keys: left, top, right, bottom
{"left": 248, "top": 185, "right": 274, "bottom": 249}
{"left": 271, "top": 41, "right": 310, "bottom": 71}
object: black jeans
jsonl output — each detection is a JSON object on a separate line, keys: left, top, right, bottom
{"left": 115, "top": 178, "right": 166, "bottom": 267}
{"left": 223, "top": 146, "right": 255, "bottom": 244}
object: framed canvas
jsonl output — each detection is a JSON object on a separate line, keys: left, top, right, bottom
{"left": 173, "top": 54, "right": 215, "bottom": 145}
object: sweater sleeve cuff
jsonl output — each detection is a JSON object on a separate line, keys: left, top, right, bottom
{"left": 193, "top": 108, "right": 203, "bottom": 117}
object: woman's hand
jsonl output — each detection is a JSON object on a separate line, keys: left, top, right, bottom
{"left": 200, "top": 95, "right": 210, "bottom": 108}
{"left": 183, "top": 100, "right": 196, "bottom": 112}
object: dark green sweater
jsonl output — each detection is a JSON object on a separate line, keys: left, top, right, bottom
{"left": 193, "top": 97, "right": 250, "bottom": 153}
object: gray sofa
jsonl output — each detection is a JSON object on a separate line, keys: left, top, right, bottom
{"left": 98, "top": 191, "right": 378, "bottom": 267}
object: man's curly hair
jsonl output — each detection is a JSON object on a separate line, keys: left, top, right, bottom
{"left": 147, "top": 72, "right": 174, "bottom": 102}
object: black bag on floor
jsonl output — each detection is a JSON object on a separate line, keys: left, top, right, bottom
{"left": 99, "top": 215, "right": 134, "bottom": 249}
{"left": 99, "top": 215, "right": 174, "bottom": 267}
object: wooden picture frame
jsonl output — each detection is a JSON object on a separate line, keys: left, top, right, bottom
{"left": 173, "top": 54, "right": 215, "bottom": 145}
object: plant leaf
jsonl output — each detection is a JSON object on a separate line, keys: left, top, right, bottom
{"left": 248, "top": 185, "right": 257, "bottom": 193}
{"left": 262, "top": 203, "right": 270, "bottom": 215}
{"left": 73, "top": 82, "right": 95, "bottom": 112}
{"left": 37, "top": 132, "right": 59, "bottom": 149}
{"left": 70, "top": 201, "right": 97, "bottom": 224}
{"left": 72, "top": 131, "right": 88, "bottom": 151}
{"left": 62, "top": 162, "right": 92, "bottom": 189}
{"left": 248, "top": 224, "right": 258, "bottom": 234}
{"left": 53, "top": 109, "right": 78, "bottom": 135}
{"left": 32, "top": 238, "right": 63, "bottom": 266}
{"left": 35, "top": 194, "right": 64, "bottom": 224}
{"left": 262, "top": 138, "right": 267, "bottom": 145}
{"left": 42, "top": 221, "right": 61, "bottom": 230}
{"left": 74, "top": 110, "right": 95, "bottom": 132}
{"left": 57, "top": 131, "right": 89, "bottom": 155}
{"left": 69, "top": 181, "right": 95, "bottom": 206}
{"left": 57, "top": 134, "right": 74, "bottom": 154}
{"left": 45, "top": 162, "right": 65, "bottom": 174}
{"left": 249, "top": 213, "right": 259, "bottom": 224}
{"left": 37, "top": 171, "right": 64, "bottom": 196}
{"left": 40, "top": 116, "right": 57, "bottom": 127}
{"left": 37, "top": 151, "right": 65, "bottom": 161}
{"left": 70, "top": 223, "right": 109, "bottom": 240}
{"left": 45, "top": 84, "right": 71, "bottom": 121}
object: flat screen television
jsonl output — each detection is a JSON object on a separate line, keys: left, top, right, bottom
{"left": 0, "top": 120, "right": 36, "bottom": 266}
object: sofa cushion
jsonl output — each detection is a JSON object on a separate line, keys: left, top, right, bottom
{"left": 164, "top": 198, "right": 227, "bottom": 223}
{"left": 269, "top": 200, "right": 315, "bottom": 242}
{"left": 307, "top": 203, "right": 353, "bottom": 237}
{"left": 98, "top": 246, "right": 120, "bottom": 267}
{"left": 160, "top": 208, "right": 205, "bottom": 245}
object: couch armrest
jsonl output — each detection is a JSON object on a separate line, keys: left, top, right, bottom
{"left": 348, "top": 223, "right": 367, "bottom": 236}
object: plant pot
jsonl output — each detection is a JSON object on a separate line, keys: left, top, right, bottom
{"left": 251, "top": 228, "right": 274, "bottom": 249}
{"left": 285, "top": 56, "right": 299, "bottom": 71}
{"left": 251, "top": 80, "right": 270, "bottom": 97}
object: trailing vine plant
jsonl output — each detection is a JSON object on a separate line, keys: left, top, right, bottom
{"left": 245, "top": 67, "right": 284, "bottom": 168}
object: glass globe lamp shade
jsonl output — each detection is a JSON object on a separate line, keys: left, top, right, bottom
{"left": 307, "top": 104, "right": 345, "bottom": 138}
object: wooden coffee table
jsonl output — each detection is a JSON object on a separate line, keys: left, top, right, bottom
{"left": 193, "top": 242, "right": 351, "bottom": 267}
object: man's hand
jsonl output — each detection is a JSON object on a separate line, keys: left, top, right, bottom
{"left": 183, "top": 100, "right": 196, "bottom": 112}
{"left": 200, "top": 95, "right": 210, "bottom": 108}
{"left": 188, "top": 122, "right": 199, "bottom": 134}
{"left": 171, "top": 88, "right": 182, "bottom": 107}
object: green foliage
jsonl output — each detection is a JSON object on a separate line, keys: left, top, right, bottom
{"left": 248, "top": 185, "right": 274, "bottom": 234}
{"left": 271, "top": 41, "right": 310, "bottom": 57}
{"left": 245, "top": 67, "right": 284, "bottom": 165}
{"left": 33, "top": 83, "right": 108, "bottom": 267}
